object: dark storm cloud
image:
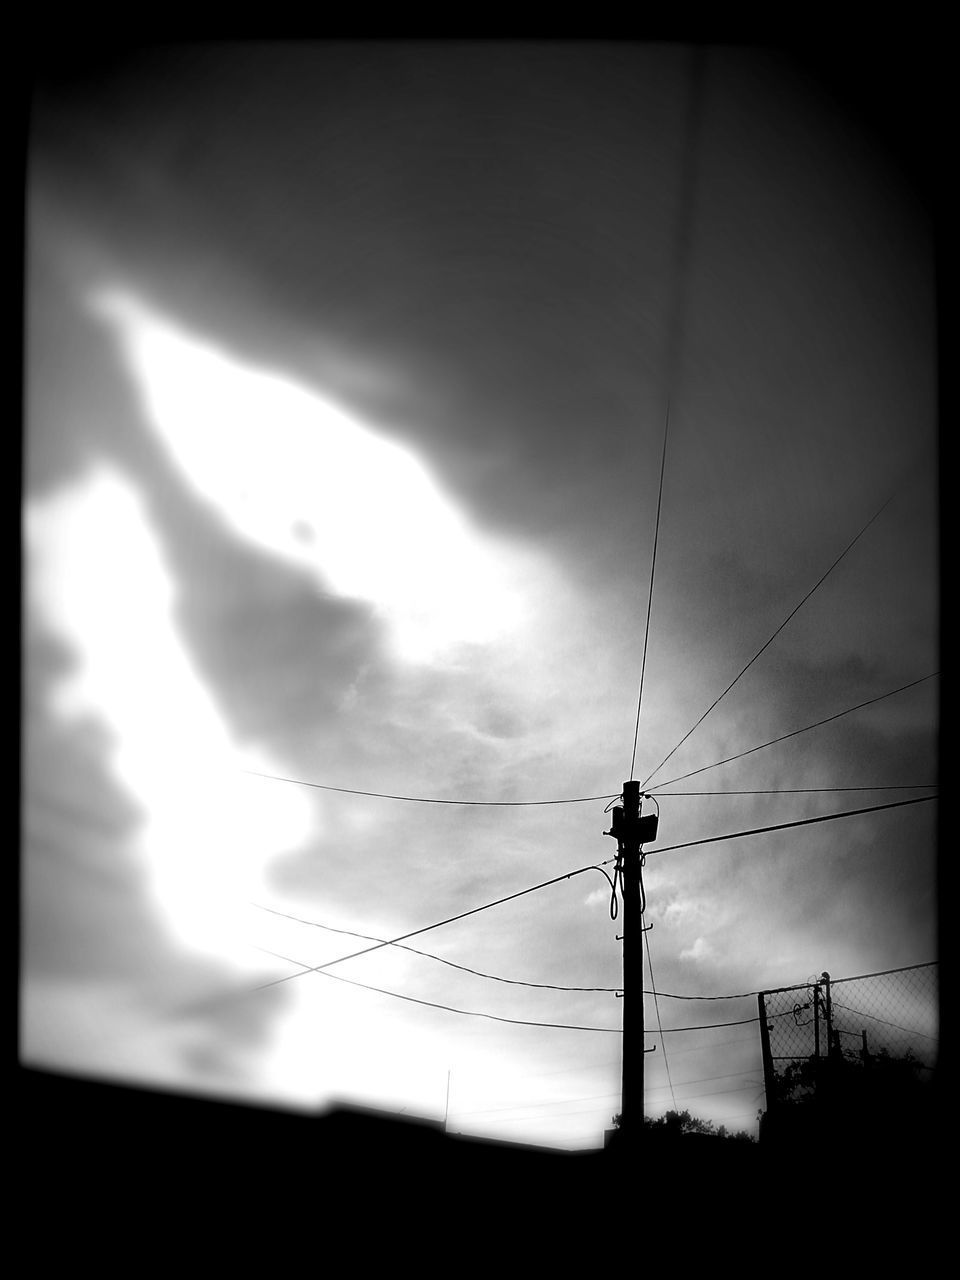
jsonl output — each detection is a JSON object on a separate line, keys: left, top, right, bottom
{"left": 30, "top": 41, "right": 935, "bottom": 606}
{"left": 30, "top": 45, "right": 685, "bottom": 525}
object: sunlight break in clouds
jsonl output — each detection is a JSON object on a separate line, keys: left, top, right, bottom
{"left": 86, "top": 286, "right": 533, "bottom": 664}
{"left": 25, "top": 466, "right": 314, "bottom": 968}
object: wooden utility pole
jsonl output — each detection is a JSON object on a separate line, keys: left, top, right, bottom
{"left": 607, "top": 780, "right": 658, "bottom": 1146}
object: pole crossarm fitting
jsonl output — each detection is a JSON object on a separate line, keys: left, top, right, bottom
{"left": 603, "top": 780, "right": 659, "bottom": 847}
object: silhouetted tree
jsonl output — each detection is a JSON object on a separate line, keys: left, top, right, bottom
{"left": 611, "top": 1109, "right": 756, "bottom": 1142}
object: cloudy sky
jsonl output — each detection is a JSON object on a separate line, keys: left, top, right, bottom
{"left": 23, "top": 41, "right": 938, "bottom": 1148}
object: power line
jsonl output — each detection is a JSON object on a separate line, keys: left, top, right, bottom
{"left": 646, "top": 672, "right": 939, "bottom": 791}
{"left": 257, "top": 899, "right": 800, "bottom": 999}
{"left": 254, "top": 845, "right": 934, "bottom": 1008}
{"left": 657, "top": 1016, "right": 759, "bottom": 1034}
{"left": 646, "top": 1081, "right": 763, "bottom": 1102}
{"left": 453, "top": 1091, "right": 621, "bottom": 1118}
{"left": 831, "top": 1000, "right": 939, "bottom": 1042}
{"left": 756, "top": 964, "right": 936, "bottom": 999}
{"left": 662, "top": 1033, "right": 759, "bottom": 1057}
{"left": 645, "top": 1069, "right": 762, "bottom": 1091}
{"left": 254, "top": 902, "right": 618, "bottom": 992}
{"left": 712, "top": 1109, "right": 764, "bottom": 1125}
{"left": 255, "top": 902, "right": 802, "bottom": 1000}
{"left": 252, "top": 859, "right": 617, "bottom": 991}
{"left": 644, "top": 793, "right": 936, "bottom": 858}
{"left": 629, "top": 402, "right": 670, "bottom": 781}
{"left": 653, "top": 784, "right": 937, "bottom": 796}
{"left": 646, "top": 935, "right": 678, "bottom": 1110}
{"left": 459, "top": 1107, "right": 620, "bottom": 1127}
{"left": 513, "top": 1059, "right": 621, "bottom": 1081}
{"left": 830, "top": 960, "right": 937, "bottom": 983}
{"left": 256, "top": 945, "right": 622, "bottom": 1033}
{"left": 244, "top": 769, "right": 617, "bottom": 808}
{"left": 644, "top": 987, "right": 757, "bottom": 1002}
{"left": 242, "top": 672, "right": 936, "bottom": 810}
{"left": 455, "top": 1069, "right": 761, "bottom": 1120}
{"left": 252, "top": 953, "right": 759, "bottom": 1038}
{"left": 640, "top": 486, "right": 900, "bottom": 789}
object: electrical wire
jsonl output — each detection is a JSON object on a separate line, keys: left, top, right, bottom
{"left": 627, "top": 45, "right": 706, "bottom": 779}
{"left": 253, "top": 901, "right": 618, "bottom": 993}
{"left": 255, "top": 946, "right": 623, "bottom": 1033}
{"left": 609, "top": 850, "right": 624, "bottom": 921}
{"left": 244, "top": 769, "right": 618, "bottom": 807}
{"left": 640, "top": 486, "right": 901, "bottom": 790}
{"left": 830, "top": 1000, "right": 939, "bottom": 1042}
{"left": 645, "top": 1068, "right": 763, "bottom": 1091}
{"left": 645, "top": 1081, "right": 763, "bottom": 1103}
{"left": 629, "top": 402, "right": 670, "bottom": 781}
{"left": 646, "top": 988, "right": 765, "bottom": 1001}
{"left": 643, "top": 793, "right": 936, "bottom": 858}
{"left": 254, "top": 865, "right": 934, "bottom": 1013}
{"left": 255, "top": 900, "right": 822, "bottom": 1001}
{"left": 241, "top": 671, "right": 935, "bottom": 811}
{"left": 652, "top": 784, "right": 937, "bottom": 796}
{"left": 657, "top": 1016, "right": 760, "bottom": 1034}
{"left": 461, "top": 1107, "right": 621, "bottom": 1127}
{"left": 252, "top": 858, "right": 617, "bottom": 992}
{"left": 661, "top": 1033, "right": 759, "bottom": 1057}
{"left": 827, "top": 960, "right": 937, "bottom": 982}
{"left": 643, "top": 875, "right": 678, "bottom": 1110}
{"left": 457, "top": 1070, "right": 763, "bottom": 1122}
{"left": 452, "top": 1091, "right": 621, "bottom": 1118}
{"left": 645, "top": 672, "right": 938, "bottom": 792}
{"left": 255, "top": 948, "right": 760, "bottom": 1036}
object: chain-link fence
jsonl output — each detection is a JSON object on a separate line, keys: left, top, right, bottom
{"left": 757, "top": 963, "right": 938, "bottom": 1150}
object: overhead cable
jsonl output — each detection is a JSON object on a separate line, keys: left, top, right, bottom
{"left": 255, "top": 900, "right": 822, "bottom": 1000}
{"left": 640, "top": 485, "right": 901, "bottom": 789}
{"left": 254, "top": 902, "right": 618, "bottom": 992}
{"left": 643, "top": 901, "right": 678, "bottom": 1110}
{"left": 629, "top": 402, "right": 670, "bottom": 781}
{"left": 657, "top": 1016, "right": 759, "bottom": 1033}
{"left": 830, "top": 1000, "right": 939, "bottom": 1042}
{"left": 654, "top": 784, "right": 937, "bottom": 796}
{"left": 252, "top": 859, "right": 617, "bottom": 991}
{"left": 243, "top": 673, "right": 935, "bottom": 809}
{"left": 644, "top": 793, "right": 936, "bottom": 857}
{"left": 256, "top": 946, "right": 622, "bottom": 1033}
{"left": 244, "top": 769, "right": 617, "bottom": 807}
{"left": 254, "top": 946, "right": 760, "bottom": 1036}
{"left": 646, "top": 672, "right": 938, "bottom": 791}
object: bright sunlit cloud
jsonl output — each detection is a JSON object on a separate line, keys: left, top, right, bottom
{"left": 25, "top": 465, "right": 315, "bottom": 969}
{"left": 85, "top": 285, "right": 534, "bottom": 664}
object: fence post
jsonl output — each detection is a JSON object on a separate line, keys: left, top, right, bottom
{"left": 758, "top": 992, "right": 776, "bottom": 1132}
{"left": 822, "top": 972, "right": 837, "bottom": 1060}
{"left": 813, "top": 981, "right": 821, "bottom": 1063}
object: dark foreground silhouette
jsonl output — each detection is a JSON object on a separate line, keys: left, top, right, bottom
{"left": 18, "top": 1066, "right": 943, "bottom": 1261}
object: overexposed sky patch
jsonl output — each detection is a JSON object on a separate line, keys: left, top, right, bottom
{"left": 25, "top": 465, "right": 315, "bottom": 969}
{"left": 86, "top": 285, "right": 545, "bottom": 666}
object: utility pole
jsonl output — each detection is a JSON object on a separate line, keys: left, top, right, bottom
{"left": 606, "top": 780, "right": 658, "bottom": 1147}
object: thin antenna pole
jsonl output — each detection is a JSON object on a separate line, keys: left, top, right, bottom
{"left": 444, "top": 1069, "right": 451, "bottom": 1133}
